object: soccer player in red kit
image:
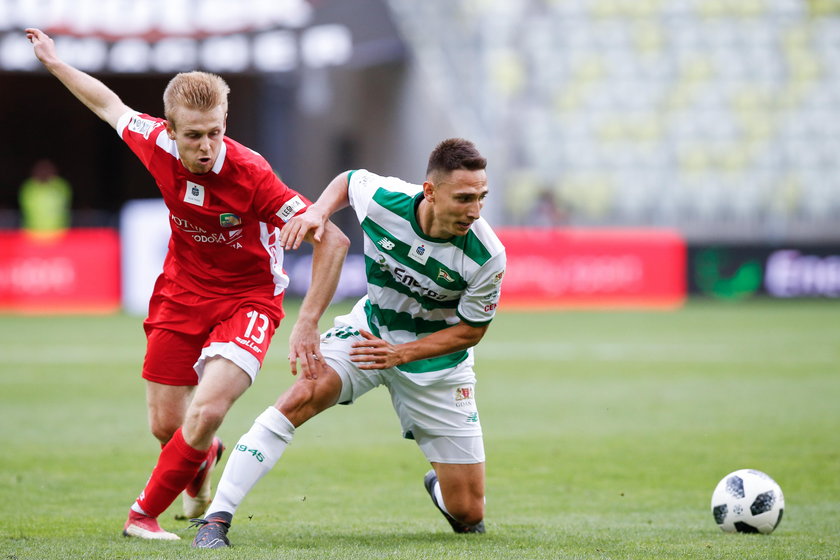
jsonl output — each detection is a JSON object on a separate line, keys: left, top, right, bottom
{"left": 26, "top": 28, "right": 350, "bottom": 540}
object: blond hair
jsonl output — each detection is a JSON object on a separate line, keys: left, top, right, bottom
{"left": 163, "top": 71, "right": 230, "bottom": 126}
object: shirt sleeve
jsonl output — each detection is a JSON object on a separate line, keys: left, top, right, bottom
{"left": 116, "top": 111, "right": 168, "bottom": 169}
{"left": 456, "top": 251, "right": 507, "bottom": 326}
{"left": 347, "top": 169, "right": 372, "bottom": 221}
{"left": 348, "top": 169, "right": 421, "bottom": 222}
{"left": 251, "top": 162, "right": 311, "bottom": 228}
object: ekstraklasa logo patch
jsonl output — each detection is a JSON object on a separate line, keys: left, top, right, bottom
{"left": 127, "top": 116, "right": 161, "bottom": 139}
{"left": 277, "top": 195, "right": 306, "bottom": 223}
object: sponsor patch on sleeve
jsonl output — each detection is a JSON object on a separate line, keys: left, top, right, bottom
{"left": 127, "top": 116, "right": 161, "bottom": 140}
{"left": 492, "top": 269, "right": 505, "bottom": 285}
{"left": 276, "top": 195, "right": 307, "bottom": 223}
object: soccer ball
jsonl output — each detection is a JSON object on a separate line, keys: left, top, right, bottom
{"left": 711, "top": 469, "right": 784, "bottom": 534}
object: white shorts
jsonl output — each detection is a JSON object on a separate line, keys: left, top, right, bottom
{"left": 320, "top": 318, "right": 485, "bottom": 464}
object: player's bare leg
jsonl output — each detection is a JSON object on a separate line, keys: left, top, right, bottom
{"left": 145, "top": 382, "right": 193, "bottom": 444}
{"left": 125, "top": 358, "right": 250, "bottom": 538}
{"left": 193, "top": 368, "right": 343, "bottom": 548}
{"left": 179, "top": 357, "right": 250, "bottom": 518}
{"left": 424, "top": 462, "right": 485, "bottom": 533}
{"left": 276, "top": 366, "right": 344, "bottom": 427}
{"left": 181, "top": 357, "right": 251, "bottom": 449}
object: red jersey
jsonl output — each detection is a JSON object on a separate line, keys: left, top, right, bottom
{"left": 116, "top": 111, "right": 307, "bottom": 298}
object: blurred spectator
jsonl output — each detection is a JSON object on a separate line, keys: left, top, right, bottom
{"left": 528, "top": 188, "right": 566, "bottom": 227}
{"left": 18, "top": 159, "right": 72, "bottom": 235}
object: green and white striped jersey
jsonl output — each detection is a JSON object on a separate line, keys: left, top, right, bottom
{"left": 347, "top": 169, "right": 506, "bottom": 383}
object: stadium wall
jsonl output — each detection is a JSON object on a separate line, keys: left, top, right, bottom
{"left": 3, "top": 217, "right": 839, "bottom": 314}
{"left": 688, "top": 245, "right": 840, "bottom": 300}
{"left": 0, "top": 229, "right": 120, "bottom": 313}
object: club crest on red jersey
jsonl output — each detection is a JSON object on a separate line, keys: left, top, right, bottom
{"left": 220, "top": 213, "right": 242, "bottom": 227}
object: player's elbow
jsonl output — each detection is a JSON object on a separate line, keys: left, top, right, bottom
{"left": 320, "top": 222, "right": 351, "bottom": 252}
{"left": 460, "top": 323, "right": 489, "bottom": 348}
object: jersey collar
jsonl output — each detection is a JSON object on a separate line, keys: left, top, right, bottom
{"left": 210, "top": 141, "right": 227, "bottom": 174}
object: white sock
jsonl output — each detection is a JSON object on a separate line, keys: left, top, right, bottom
{"left": 433, "top": 480, "right": 453, "bottom": 516}
{"left": 207, "top": 407, "right": 295, "bottom": 517}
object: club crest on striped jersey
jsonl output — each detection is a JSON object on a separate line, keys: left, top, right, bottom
{"left": 437, "top": 269, "right": 454, "bottom": 283}
{"left": 408, "top": 239, "right": 430, "bottom": 265}
{"left": 184, "top": 181, "right": 205, "bottom": 206}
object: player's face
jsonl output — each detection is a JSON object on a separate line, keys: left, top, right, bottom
{"left": 425, "top": 168, "right": 488, "bottom": 238}
{"left": 166, "top": 105, "right": 227, "bottom": 175}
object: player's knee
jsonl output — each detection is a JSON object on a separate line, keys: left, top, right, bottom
{"left": 449, "top": 502, "right": 484, "bottom": 525}
{"left": 446, "top": 497, "right": 484, "bottom": 526}
{"left": 278, "top": 377, "right": 335, "bottom": 426}
{"left": 186, "top": 401, "right": 227, "bottom": 436}
{"left": 149, "top": 421, "right": 178, "bottom": 444}
{"left": 149, "top": 412, "right": 182, "bottom": 444}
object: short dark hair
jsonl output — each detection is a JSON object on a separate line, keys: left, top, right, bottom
{"left": 425, "top": 138, "right": 487, "bottom": 180}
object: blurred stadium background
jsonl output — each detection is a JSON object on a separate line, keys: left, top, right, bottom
{"left": 1, "top": 0, "right": 839, "bottom": 313}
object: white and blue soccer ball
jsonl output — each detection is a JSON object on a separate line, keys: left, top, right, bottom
{"left": 711, "top": 469, "right": 784, "bottom": 534}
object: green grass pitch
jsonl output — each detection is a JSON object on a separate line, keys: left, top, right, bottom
{"left": 1, "top": 299, "right": 838, "bottom": 559}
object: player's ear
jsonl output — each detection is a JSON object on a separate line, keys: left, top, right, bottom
{"left": 422, "top": 181, "right": 435, "bottom": 202}
{"left": 164, "top": 120, "right": 177, "bottom": 140}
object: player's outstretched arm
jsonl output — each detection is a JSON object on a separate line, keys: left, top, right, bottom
{"left": 350, "top": 322, "right": 490, "bottom": 370}
{"left": 281, "top": 171, "right": 352, "bottom": 250}
{"left": 25, "top": 28, "right": 131, "bottom": 129}
{"left": 286, "top": 220, "right": 350, "bottom": 379}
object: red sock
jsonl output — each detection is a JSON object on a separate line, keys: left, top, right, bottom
{"left": 134, "top": 427, "right": 207, "bottom": 518}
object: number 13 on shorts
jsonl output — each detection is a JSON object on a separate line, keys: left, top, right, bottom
{"left": 211, "top": 307, "right": 278, "bottom": 362}
{"left": 244, "top": 310, "right": 270, "bottom": 344}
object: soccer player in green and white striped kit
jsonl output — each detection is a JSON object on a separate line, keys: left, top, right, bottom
{"left": 192, "top": 138, "right": 506, "bottom": 547}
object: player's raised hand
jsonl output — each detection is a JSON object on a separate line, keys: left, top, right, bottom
{"left": 25, "top": 28, "right": 59, "bottom": 66}
{"left": 281, "top": 205, "right": 327, "bottom": 250}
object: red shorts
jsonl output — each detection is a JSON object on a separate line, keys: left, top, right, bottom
{"left": 142, "top": 274, "right": 284, "bottom": 386}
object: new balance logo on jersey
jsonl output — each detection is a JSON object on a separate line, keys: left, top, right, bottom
{"left": 377, "top": 237, "right": 395, "bottom": 250}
